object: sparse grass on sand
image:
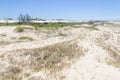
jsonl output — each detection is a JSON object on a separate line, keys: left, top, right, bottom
{"left": 0, "top": 33, "right": 6, "bottom": 37}
{"left": 18, "top": 36, "right": 34, "bottom": 41}
{"left": 15, "top": 26, "right": 25, "bottom": 32}
{"left": 0, "top": 40, "right": 85, "bottom": 80}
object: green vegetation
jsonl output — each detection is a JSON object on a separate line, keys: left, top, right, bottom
{"left": 58, "top": 33, "right": 67, "bottom": 36}
{"left": 30, "top": 22, "right": 82, "bottom": 29}
{"left": 24, "top": 73, "right": 31, "bottom": 77}
{"left": 0, "top": 22, "right": 85, "bottom": 29}
{"left": 15, "top": 26, "right": 25, "bottom": 32}
{"left": 0, "top": 12, "right": 87, "bottom": 28}
{"left": 0, "top": 23, "right": 20, "bottom": 26}
{"left": 0, "top": 33, "right": 6, "bottom": 37}
{"left": 0, "top": 13, "right": 88, "bottom": 28}
{"left": 19, "top": 36, "right": 34, "bottom": 41}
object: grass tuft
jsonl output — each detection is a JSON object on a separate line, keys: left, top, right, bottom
{"left": 0, "top": 33, "right": 6, "bottom": 37}
{"left": 18, "top": 36, "right": 34, "bottom": 41}
{"left": 15, "top": 26, "right": 25, "bottom": 32}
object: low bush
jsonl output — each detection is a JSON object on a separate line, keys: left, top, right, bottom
{"left": 15, "top": 26, "right": 25, "bottom": 32}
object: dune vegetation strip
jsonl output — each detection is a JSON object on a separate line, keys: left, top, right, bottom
{"left": 18, "top": 36, "right": 35, "bottom": 41}
{"left": 0, "top": 39, "right": 86, "bottom": 80}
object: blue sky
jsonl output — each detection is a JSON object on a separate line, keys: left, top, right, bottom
{"left": 0, "top": 0, "right": 120, "bottom": 20}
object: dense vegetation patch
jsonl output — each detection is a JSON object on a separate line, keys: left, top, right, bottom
{"left": 0, "top": 22, "right": 86, "bottom": 28}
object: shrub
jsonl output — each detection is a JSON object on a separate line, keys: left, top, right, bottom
{"left": 15, "top": 26, "right": 25, "bottom": 32}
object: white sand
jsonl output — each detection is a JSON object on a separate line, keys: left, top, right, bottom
{"left": 0, "top": 24, "right": 120, "bottom": 80}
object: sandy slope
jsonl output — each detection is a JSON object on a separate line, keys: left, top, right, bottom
{"left": 60, "top": 25, "right": 120, "bottom": 80}
{"left": 0, "top": 24, "right": 120, "bottom": 80}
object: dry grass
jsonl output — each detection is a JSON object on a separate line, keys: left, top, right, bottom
{"left": 0, "top": 41, "right": 10, "bottom": 45}
{"left": 0, "top": 33, "right": 6, "bottom": 37}
{"left": 0, "top": 66, "right": 22, "bottom": 80}
{"left": 93, "top": 31, "right": 120, "bottom": 68}
{"left": 105, "top": 46, "right": 120, "bottom": 68}
{"left": 15, "top": 26, "right": 25, "bottom": 32}
{"left": 18, "top": 36, "right": 34, "bottom": 41}
{"left": 0, "top": 40, "right": 85, "bottom": 80}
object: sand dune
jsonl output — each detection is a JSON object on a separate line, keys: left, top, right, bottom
{"left": 0, "top": 23, "right": 120, "bottom": 80}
